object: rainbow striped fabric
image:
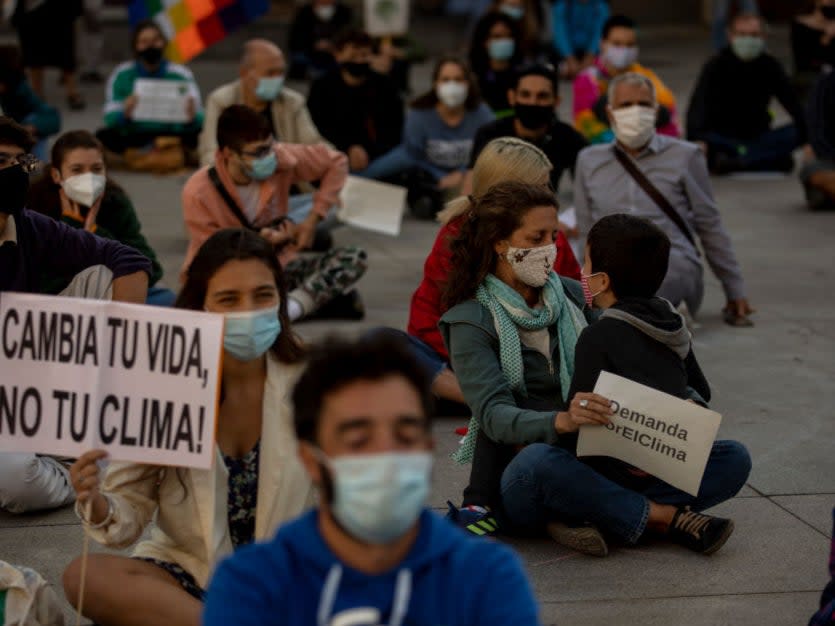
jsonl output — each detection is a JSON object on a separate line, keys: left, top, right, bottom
{"left": 128, "top": 0, "right": 270, "bottom": 63}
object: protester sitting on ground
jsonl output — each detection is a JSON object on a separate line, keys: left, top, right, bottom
{"left": 63, "top": 228, "right": 315, "bottom": 626}
{"left": 182, "top": 105, "right": 367, "bottom": 322}
{"left": 307, "top": 30, "right": 403, "bottom": 173}
{"left": 687, "top": 13, "right": 808, "bottom": 175}
{"left": 27, "top": 130, "right": 175, "bottom": 306}
{"left": 575, "top": 73, "right": 754, "bottom": 325}
{"left": 360, "top": 56, "right": 494, "bottom": 219}
{"left": 801, "top": 68, "right": 835, "bottom": 211}
{"left": 550, "top": 0, "right": 610, "bottom": 79}
{"left": 407, "top": 138, "right": 580, "bottom": 410}
{"left": 711, "top": 0, "right": 759, "bottom": 51}
{"left": 502, "top": 213, "right": 750, "bottom": 556}
{"left": 96, "top": 19, "right": 203, "bottom": 169}
{"left": 486, "top": 0, "right": 544, "bottom": 60}
{"left": 0, "top": 45, "right": 60, "bottom": 161}
{"left": 468, "top": 63, "right": 587, "bottom": 194}
{"left": 287, "top": 0, "right": 354, "bottom": 80}
{"left": 203, "top": 333, "right": 542, "bottom": 626}
{"left": 809, "top": 508, "right": 835, "bottom": 626}
{"left": 199, "top": 40, "right": 327, "bottom": 167}
{"left": 573, "top": 14, "right": 680, "bottom": 144}
{"left": 792, "top": 0, "right": 835, "bottom": 99}
{"left": 468, "top": 12, "right": 525, "bottom": 116}
{"left": 0, "top": 116, "right": 150, "bottom": 515}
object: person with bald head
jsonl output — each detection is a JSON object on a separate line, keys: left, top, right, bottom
{"left": 198, "top": 39, "right": 326, "bottom": 167}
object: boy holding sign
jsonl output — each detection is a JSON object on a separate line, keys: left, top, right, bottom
{"left": 500, "top": 214, "right": 751, "bottom": 556}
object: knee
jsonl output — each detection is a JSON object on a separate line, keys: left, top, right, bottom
{"left": 719, "top": 440, "right": 752, "bottom": 485}
{"left": 503, "top": 443, "right": 572, "bottom": 490}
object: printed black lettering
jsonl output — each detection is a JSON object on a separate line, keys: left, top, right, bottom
{"left": 59, "top": 313, "right": 74, "bottom": 362}
{"left": 121, "top": 320, "right": 138, "bottom": 369}
{"left": 19, "top": 311, "right": 36, "bottom": 359}
{"left": 19, "top": 388, "right": 41, "bottom": 437}
{"left": 172, "top": 404, "right": 194, "bottom": 452}
{"left": 99, "top": 395, "right": 118, "bottom": 444}
{"left": 0, "top": 385, "right": 17, "bottom": 434}
{"left": 148, "top": 399, "right": 173, "bottom": 449}
{"left": 107, "top": 318, "right": 121, "bottom": 367}
{"left": 184, "top": 329, "right": 202, "bottom": 379}
{"left": 53, "top": 390, "right": 70, "bottom": 439}
{"left": 168, "top": 325, "right": 186, "bottom": 375}
{"left": 1, "top": 308, "right": 18, "bottom": 358}
{"left": 81, "top": 317, "right": 98, "bottom": 366}
{"left": 37, "top": 311, "right": 58, "bottom": 361}
{"left": 147, "top": 322, "right": 166, "bottom": 372}
{"left": 120, "top": 397, "right": 137, "bottom": 446}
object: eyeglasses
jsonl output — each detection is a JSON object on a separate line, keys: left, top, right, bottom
{"left": 0, "top": 152, "right": 41, "bottom": 173}
{"left": 240, "top": 139, "right": 275, "bottom": 160}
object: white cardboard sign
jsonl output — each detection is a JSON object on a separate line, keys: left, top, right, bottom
{"left": 576, "top": 371, "right": 722, "bottom": 496}
{"left": 338, "top": 175, "right": 407, "bottom": 237}
{"left": 0, "top": 293, "right": 223, "bottom": 469}
{"left": 132, "top": 78, "right": 191, "bottom": 123}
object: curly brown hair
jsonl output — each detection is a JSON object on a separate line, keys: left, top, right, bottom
{"left": 442, "top": 181, "right": 557, "bottom": 310}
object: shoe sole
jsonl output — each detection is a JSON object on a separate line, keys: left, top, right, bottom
{"left": 702, "top": 519, "right": 735, "bottom": 555}
{"left": 547, "top": 523, "right": 609, "bottom": 557}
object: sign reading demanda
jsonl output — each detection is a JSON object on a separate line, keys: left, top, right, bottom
{"left": 576, "top": 371, "right": 722, "bottom": 496}
{"left": 0, "top": 293, "right": 223, "bottom": 469}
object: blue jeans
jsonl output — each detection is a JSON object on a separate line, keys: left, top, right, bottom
{"left": 500, "top": 440, "right": 751, "bottom": 543}
{"left": 705, "top": 125, "right": 799, "bottom": 171}
{"left": 363, "top": 328, "right": 449, "bottom": 382}
{"left": 146, "top": 285, "right": 177, "bottom": 307}
{"left": 712, "top": 0, "right": 759, "bottom": 50}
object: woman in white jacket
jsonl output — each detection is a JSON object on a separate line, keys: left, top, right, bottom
{"left": 63, "top": 228, "right": 316, "bottom": 626}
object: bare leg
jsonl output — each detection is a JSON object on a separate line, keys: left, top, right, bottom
{"left": 63, "top": 554, "right": 202, "bottom": 626}
{"left": 28, "top": 67, "right": 44, "bottom": 98}
{"left": 431, "top": 368, "right": 466, "bottom": 404}
{"left": 645, "top": 502, "right": 677, "bottom": 533}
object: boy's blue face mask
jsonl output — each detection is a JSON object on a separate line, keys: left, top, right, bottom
{"left": 246, "top": 150, "right": 278, "bottom": 181}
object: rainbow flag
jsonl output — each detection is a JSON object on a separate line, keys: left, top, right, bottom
{"left": 128, "top": 0, "right": 270, "bottom": 63}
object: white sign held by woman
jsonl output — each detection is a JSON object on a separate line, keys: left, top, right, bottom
{"left": 576, "top": 372, "right": 721, "bottom": 496}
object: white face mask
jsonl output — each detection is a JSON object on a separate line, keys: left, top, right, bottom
{"left": 611, "top": 105, "right": 657, "bottom": 149}
{"left": 313, "top": 4, "right": 336, "bottom": 20}
{"left": 603, "top": 44, "right": 639, "bottom": 70}
{"left": 505, "top": 243, "right": 556, "bottom": 288}
{"left": 62, "top": 172, "right": 107, "bottom": 207}
{"left": 436, "top": 81, "right": 468, "bottom": 108}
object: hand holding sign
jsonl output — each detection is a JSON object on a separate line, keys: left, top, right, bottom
{"left": 70, "top": 450, "right": 109, "bottom": 522}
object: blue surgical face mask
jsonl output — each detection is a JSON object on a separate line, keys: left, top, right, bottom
{"left": 255, "top": 75, "right": 284, "bottom": 101}
{"left": 246, "top": 150, "right": 278, "bottom": 181}
{"left": 222, "top": 306, "right": 280, "bottom": 361}
{"left": 320, "top": 450, "right": 432, "bottom": 544}
{"left": 499, "top": 4, "right": 524, "bottom": 20}
{"left": 487, "top": 37, "right": 516, "bottom": 61}
{"left": 730, "top": 35, "right": 765, "bottom": 62}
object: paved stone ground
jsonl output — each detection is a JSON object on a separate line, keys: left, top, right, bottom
{"left": 0, "top": 14, "right": 833, "bottom": 626}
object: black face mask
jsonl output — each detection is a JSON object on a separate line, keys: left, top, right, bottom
{"left": 514, "top": 104, "right": 554, "bottom": 130}
{"left": 137, "top": 46, "right": 165, "bottom": 66}
{"left": 822, "top": 6, "right": 835, "bottom": 19}
{"left": 341, "top": 61, "right": 370, "bottom": 79}
{"left": 0, "top": 164, "right": 30, "bottom": 216}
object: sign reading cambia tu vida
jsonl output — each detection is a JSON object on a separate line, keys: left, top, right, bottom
{"left": 0, "top": 293, "right": 224, "bottom": 470}
{"left": 576, "top": 371, "right": 722, "bottom": 496}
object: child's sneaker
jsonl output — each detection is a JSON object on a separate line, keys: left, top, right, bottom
{"left": 546, "top": 522, "right": 608, "bottom": 557}
{"left": 445, "top": 501, "right": 499, "bottom": 537}
{"left": 667, "top": 507, "right": 734, "bottom": 555}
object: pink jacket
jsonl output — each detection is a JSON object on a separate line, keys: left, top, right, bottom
{"left": 181, "top": 143, "right": 347, "bottom": 280}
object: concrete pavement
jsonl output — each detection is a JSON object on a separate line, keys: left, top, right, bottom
{"left": 0, "top": 16, "right": 832, "bottom": 626}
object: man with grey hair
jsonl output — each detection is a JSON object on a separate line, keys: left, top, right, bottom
{"left": 574, "top": 72, "right": 755, "bottom": 326}
{"left": 198, "top": 39, "right": 327, "bottom": 167}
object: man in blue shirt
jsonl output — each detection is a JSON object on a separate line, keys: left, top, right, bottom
{"left": 204, "top": 333, "right": 541, "bottom": 626}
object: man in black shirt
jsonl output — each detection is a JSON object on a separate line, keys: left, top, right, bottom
{"left": 687, "top": 13, "right": 809, "bottom": 175}
{"left": 307, "top": 30, "right": 403, "bottom": 173}
{"left": 468, "top": 64, "right": 587, "bottom": 193}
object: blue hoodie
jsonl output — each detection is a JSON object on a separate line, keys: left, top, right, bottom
{"left": 203, "top": 509, "right": 541, "bottom": 626}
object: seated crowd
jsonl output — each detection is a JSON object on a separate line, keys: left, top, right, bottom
{"left": 0, "top": 3, "right": 833, "bottom": 625}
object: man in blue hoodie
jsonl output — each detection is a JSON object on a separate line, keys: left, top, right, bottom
{"left": 203, "top": 333, "right": 541, "bottom": 626}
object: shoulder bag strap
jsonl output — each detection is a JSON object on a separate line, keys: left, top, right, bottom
{"left": 613, "top": 146, "right": 701, "bottom": 257}
{"left": 208, "top": 166, "right": 258, "bottom": 232}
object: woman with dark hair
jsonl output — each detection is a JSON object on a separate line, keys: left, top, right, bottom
{"left": 63, "top": 229, "right": 313, "bottom": 626}
{"left": 27, "top": 129, "right": 174, "bottom": 306}
{"left": 361, "top": 56, "right": 494, "bottom": 218}
{"left": 468, "top": 12, "right": 525, "bottom": 115}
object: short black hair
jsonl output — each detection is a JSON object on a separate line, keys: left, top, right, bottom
{"left": 513, "top": 63, "right": 558, "bottom": 95}
{"left": 292, "top": 333, "right": 433, "bottom": 444}
{"left": 602, "top": 14, "right": 637, "bottom": 40}
{"left": 132, "top": 19, "right": 167, "bottom": 51}
{"left": 216, "top": 104, "right": 271, "bottom": 151}
{"left": 333, "top": 29, "right": 373, "bottom": 52}
{"left": 0, "top": 116, "right": 34, "bottom": 152}
{"left": 587, "top": 213, "right": 670, "bottom": 299}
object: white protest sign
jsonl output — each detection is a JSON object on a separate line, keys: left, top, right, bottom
{"left": 132, "top": 78, "right": 191, "bottom": 123}
{"left": 364, "top": 0, "right": 409, "bottom": 36}
{"left": 0, "top": 293, "right": 223, "bottom": 469}
{"left": 338, "top": 175, "right": 407, "bottom": 237}
{"left": 576, "top": 371, "right": 721, "bottom": 496}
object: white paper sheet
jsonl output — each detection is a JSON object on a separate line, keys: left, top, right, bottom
{"left": 337, "top": 176, "right": 407, "bottom": 237}
{"left": 576, "top": 372, "right": 722, "bottom": 496}
{"left": 132, "top": 78, "right": 191, "bottom": 124}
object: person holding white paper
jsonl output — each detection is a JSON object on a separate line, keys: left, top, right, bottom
{"left": 501, "top": 213, "right": 751, "bottom": 556}
{"left": 63, "top": 229, "right": 315, "bottom": 626}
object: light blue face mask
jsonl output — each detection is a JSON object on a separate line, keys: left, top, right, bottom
{"left": 499, "top": 4, "right": 524, "bottom": 20}
{"left": 487, "top": 37, "right": 516, "bottom": 61}
{"left": 730, "top": 35, "right": 765, "bottom": 62}
{"left": 255, "top": 75, "right": 285, "bottom": 101}
{"left": 321, "top": 450, "right": 433, "bottom": 544}
{"left": 222, "top": 306, "right": 280, "bottom": 361}
{"left": 246, "top": 150, "right": 278, "bottom": 181}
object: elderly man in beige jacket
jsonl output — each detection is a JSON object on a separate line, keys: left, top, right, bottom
{"left": 198, "top": 39, "right": 327, "bottom": 167}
